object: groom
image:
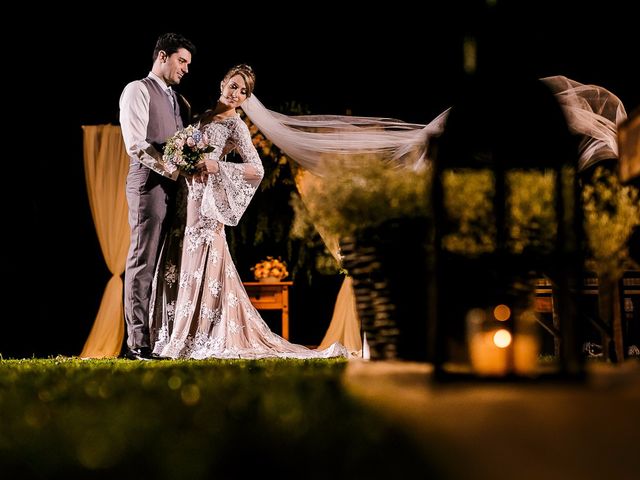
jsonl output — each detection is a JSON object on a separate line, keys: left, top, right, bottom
{"left": 119, "top": 33, "right": 196, "bottom": 360}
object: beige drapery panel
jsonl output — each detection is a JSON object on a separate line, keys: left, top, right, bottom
{"left": 80, "top": 125, "right": 129, "bottom": 358}
{"left": 294, "top": 170, "right": 362, "bottom": 353}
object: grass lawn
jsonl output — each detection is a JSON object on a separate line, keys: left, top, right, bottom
{"left": 0, "top": 357, "right": 439, "bottom": 479}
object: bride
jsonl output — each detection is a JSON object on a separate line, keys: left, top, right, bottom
{"left": 149, "top": 64, "right": 348, "bottom": 359}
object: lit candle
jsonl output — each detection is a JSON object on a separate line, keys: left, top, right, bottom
{"left": 513, "top": 333, "right": 538, "bottom": 375}
{"left": 469, "top": 328, "right": 511, "bottom": 376}
{"left": 467, "top": 307, "right": 540, "bottom": 377}
{"left": 513, "top": 310, "right": 540, "bottom": 375}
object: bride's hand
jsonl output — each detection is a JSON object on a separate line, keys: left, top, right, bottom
{"left": 192, "top": 160, "right": 219, "bottom": 183}
{"left": 199, "top": 159, "right": 220, "bottom": 175}
{"left": 192, "top": 170, "right": 207, "bottom": 183}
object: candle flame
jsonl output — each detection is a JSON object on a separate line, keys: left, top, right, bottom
{"left": 493, "top": 329, "right": 512, "bottom": 348}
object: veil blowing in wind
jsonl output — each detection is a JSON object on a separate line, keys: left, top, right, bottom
{"left": 241, "top": 75, "right": 626, "bottom": 174}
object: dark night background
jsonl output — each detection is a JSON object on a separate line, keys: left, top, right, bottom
{"left": 3, "top": 1, "right": 638, "bottom": 357}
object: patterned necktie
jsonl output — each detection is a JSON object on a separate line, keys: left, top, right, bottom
{"left": 166, "top": 88, "right": 175, "bottom": 110}
{"left": 167, "top": 88, "right": 183, "bottom": 128}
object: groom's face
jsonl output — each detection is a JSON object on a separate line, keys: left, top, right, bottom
{"left": 162, "top": 48, "right": 192, "bottom": 86}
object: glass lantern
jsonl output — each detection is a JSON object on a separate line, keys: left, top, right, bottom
{"left": 427, "top": 74, "right": 586, "bottom": 381}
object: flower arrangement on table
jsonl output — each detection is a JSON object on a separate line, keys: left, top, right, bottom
{"left": 163, "top": 124, "right": 214, "bottom": 175}
{"left": 251, "top": 256, "right": 289, "bottom": 282}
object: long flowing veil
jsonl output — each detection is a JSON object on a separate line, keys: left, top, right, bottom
{"left": 242, "top": 75, "right": 626, "bottom": 173}
{"left": 241, "top": 95, "right": 449, "bottom": 173}
{"left": 540, "top": 76, "right": 627, "bottom": 171}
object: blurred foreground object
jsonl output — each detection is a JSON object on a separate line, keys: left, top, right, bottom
{"left": 429, "top": 73, "right": 585, "bottom": 381}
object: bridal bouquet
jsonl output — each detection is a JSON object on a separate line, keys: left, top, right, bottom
{"left": 251, "top": 256, "right": 289, "bottom": 281}
{"left": 163, "top": 124, "right": 214, "bottom": 175}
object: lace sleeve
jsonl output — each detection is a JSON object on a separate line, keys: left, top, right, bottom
{"left": 200, "top": 118, "right": 265, "bottom": 225}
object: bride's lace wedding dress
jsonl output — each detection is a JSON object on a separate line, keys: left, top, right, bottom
{"left": 149, "top": 115, "right": 348, "bottom": 359}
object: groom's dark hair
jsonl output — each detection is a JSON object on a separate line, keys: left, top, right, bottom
{"left": 152, "top": 33, "right": 196, "bottom": 61}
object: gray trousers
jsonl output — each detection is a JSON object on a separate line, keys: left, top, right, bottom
{"left": 124, "top": 163, "right": 176, "bottom": 349}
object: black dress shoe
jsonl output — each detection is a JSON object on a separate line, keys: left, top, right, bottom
{"left": 124, "top": 347, "right": 154, "bottom": 361}
{"left": 150, "top": 352, "right": 170, "bottom": 360}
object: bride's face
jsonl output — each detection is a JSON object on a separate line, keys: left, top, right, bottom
{"left": 220, "top": 74, "right": 248, "bottom": 108}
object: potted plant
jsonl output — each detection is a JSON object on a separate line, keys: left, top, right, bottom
{"left": 299, "top": 155, "right": 431, "bottom": 239}
{"left": 298, "top": 155, "right": 432, "bottom": 360}
{"left": 582, "top": 166, "right": 640, "bottom": 360}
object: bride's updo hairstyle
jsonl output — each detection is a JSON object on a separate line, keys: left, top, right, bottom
{"left": 223, "top": 64, "right": 256, "bottom": 97}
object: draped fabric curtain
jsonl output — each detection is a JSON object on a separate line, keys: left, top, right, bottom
{"left": 294, "top": 170, "right": 362, "bottom": 354}
{"left": 317, "top": 276, "right": 362, "bottom": 352}
{"left": 80, "top": 125, "right": 130, "bottom": 358}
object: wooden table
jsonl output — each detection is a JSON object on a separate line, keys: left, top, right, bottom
{"left": 243, "top": 281, "right": 293, "bottom": 339}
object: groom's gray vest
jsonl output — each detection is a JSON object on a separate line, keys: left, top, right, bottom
{"left": 140, "top": 77, "right": 186, "bottom": 153}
